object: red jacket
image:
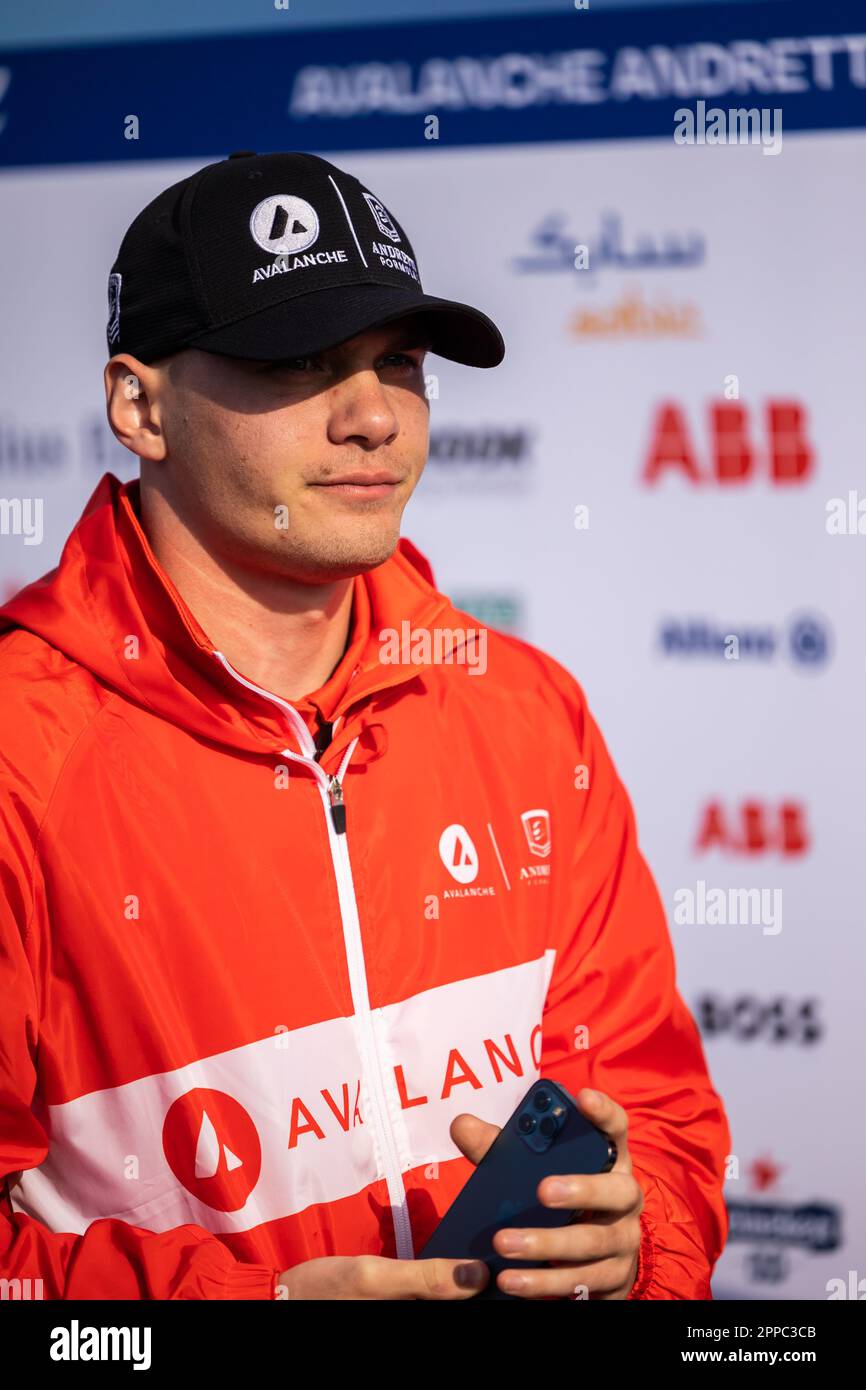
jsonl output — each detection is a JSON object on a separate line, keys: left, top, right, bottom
{"left": 0, "top": 472, "right": 730, "bottom": 1300}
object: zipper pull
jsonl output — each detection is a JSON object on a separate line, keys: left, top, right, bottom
{"left": 327, "top": 774, "right": 347, "bottom": 835}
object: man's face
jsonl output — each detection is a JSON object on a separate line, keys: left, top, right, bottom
{"left": 141, "top": 313, "right": 432, "bottom": 583}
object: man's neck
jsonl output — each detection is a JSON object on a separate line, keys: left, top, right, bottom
{"left": 139, "top": 489, "right": 354, "bottom": 704}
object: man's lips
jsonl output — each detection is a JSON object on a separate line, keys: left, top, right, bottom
{"left": 309, "top": 473, "right": 403, "bottom": 499}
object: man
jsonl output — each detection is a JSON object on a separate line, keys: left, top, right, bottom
{"left": 0, "top": 151, "right": 730, "bottom": 1300}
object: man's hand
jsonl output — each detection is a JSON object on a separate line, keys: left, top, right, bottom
{"left": 451, "top": 1086, "right": 643, "bottom": 1300}
{"left": 275, "top": 1254, "right": 490, "bottom": 1300}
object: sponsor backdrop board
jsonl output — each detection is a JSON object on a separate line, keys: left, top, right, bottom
{"left": 0, "top": 0, "right": 863, "bottom": 1300}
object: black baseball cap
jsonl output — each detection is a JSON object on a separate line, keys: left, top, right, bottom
{"left": 105, "top": 150, "right": 505, "bottom": 369}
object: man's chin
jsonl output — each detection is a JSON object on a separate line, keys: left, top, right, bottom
{"left": 276, "top": 535, "right": 401, "bottom": 584}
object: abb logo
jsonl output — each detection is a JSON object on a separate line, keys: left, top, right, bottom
{"left": 695, "top": 801, "right": 810, "bottom": 856}
{"left": 642, "top": 401, "right": 814, "bottom": 484}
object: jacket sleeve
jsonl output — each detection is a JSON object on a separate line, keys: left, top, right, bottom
{"left": 538, "top": 667, "right": 731, "bottom": 1300}
{"left": 0, "top": 810, "right": 282, "bottom": 1301}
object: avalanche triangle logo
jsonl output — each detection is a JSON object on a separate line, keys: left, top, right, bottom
{"left": 249, "top": 193, "right": 320, "bottom": 256}
{"left": 162, "top": 1088, "right": 262, "bottom": 1211}
{"left": 438, "top": 823, "right": 479, "bottom": 884}
{"left": 194, "top": 1109, "right": 244, "bottom": 1177}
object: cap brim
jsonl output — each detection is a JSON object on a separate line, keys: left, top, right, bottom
{"left": 185, "top": 282, "right": 505, "bottom": 368}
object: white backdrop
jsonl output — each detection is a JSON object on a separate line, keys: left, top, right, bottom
{"left": 1, "top": 29, "right": 864, "bottom": 1299}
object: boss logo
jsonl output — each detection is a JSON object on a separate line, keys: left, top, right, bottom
{"left": 695, "top": 993, "right": 822, "bottom": 1045}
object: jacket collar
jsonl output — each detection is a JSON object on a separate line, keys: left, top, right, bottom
{"left": 0, "top": 472, "right": 459, "bottom": 757}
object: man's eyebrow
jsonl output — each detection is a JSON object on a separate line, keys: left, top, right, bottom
{"left": 383, "top": 325, "right": 433, "bottom": 351}
{"left": 259, "top": 325, "right": 434, "bottom": 367}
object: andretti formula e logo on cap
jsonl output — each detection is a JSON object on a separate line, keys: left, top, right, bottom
{"left": 438, "top": 823, "right": 479, "bottom": 884}
{"left": 162, "top": 1088, "right": 262, "bottom": 1211}
{"left": 249, "top": 194, "right": 320, "bottom": 256}
{"left": 362, "top": 191, "right": 401, "bottom": 243}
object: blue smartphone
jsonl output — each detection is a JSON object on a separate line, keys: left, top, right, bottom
{"left": 417, "top": 1078, "right": 617, "bottom": 1300}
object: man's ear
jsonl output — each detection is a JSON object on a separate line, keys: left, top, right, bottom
{"left": 104, "top": 354, "right": 168, "bottom": 463}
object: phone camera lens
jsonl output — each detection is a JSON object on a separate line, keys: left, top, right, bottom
{"left": 517, "top": 1113, "right": 536, "bottom": 1134}
{"left": 533, "top": 1090, "right": 551, "bottom": 1111}
{"left": 539, "top": 1115, "right": 556, "bottom": 1137}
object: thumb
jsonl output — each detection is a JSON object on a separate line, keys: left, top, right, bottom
{"left": 450, "top": 1112, "right": 500, "bottom": 1166}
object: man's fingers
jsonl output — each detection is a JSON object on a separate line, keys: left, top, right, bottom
{"left": 535, "top": 1169, "right": 643, "bottom": 1214}
{"left": 354, "top": 1255, "right": 491, "bottom": 1300}
{"left": 450, "top": 1111, "right": 501, "bottom": 1166}
{"left": 279, "top": 1254, "right": 491, "bottom": 1299}
{"left": 412, "top": 1256, "right": 491, "bottom": 1299}
{"left": 493, "top": 1208, "right": 642, "bottom": 1265}
{"left": 496, "top": 1255, "right": 634, "bottom": 1300}
{"left": 574, "top": 1087, "right": 631, "bottom": 1169}
{"left": 362, "top": 1255, "right": 489, "bottom": 1300}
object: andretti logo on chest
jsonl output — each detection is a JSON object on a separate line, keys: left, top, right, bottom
{"left": 520, "top": 809, "right": 552, "bottom": 884}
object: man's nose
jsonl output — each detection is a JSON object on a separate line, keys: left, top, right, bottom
{"left": 327, "top": 368, "right": 399, "bottom": 448}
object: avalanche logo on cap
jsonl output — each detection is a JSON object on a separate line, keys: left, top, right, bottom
{"left": 249, "top": 194, "right": 320, "bottom": 256}
{"left": 362, "top": 191, "right": 401, "bottom": 244}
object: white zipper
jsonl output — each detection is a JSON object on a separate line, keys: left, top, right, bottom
{"left": 316, "top": 777, "right": 415, "bottom": 1260}
{"left": 211, "top": 650, "right": 414, "bottom": 1259}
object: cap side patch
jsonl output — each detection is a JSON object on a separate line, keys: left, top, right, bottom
{"left": 107, "top": 272, "right": 122, "bottom": 346}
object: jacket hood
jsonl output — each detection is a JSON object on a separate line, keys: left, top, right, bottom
{"left": 0, "top": 472, "right": 456, "bottom": 757}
